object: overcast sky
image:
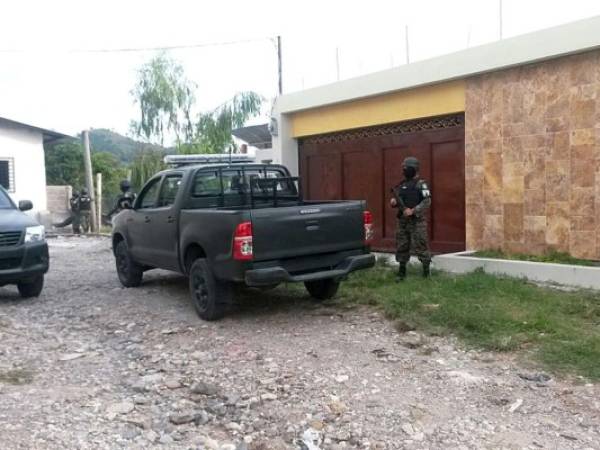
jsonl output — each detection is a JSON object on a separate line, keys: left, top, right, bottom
{"left": 1, "top": 0, "right": 600, "bottom": 142}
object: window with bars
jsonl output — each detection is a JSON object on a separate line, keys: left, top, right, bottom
{"left": 0, "top": 158, "right": 15, "bottom": 192}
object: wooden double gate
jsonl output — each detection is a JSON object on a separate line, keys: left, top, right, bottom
{"left": 298, "top": 114, "right": 466, "bottom": 253}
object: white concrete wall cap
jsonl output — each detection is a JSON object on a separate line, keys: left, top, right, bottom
{"left": 434, "top": 252, "right": 600, "bottom": 290}
{"left": 277, "top": 15, "right": 600, "bottom": 114}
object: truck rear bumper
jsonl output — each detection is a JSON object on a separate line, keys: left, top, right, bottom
{"left": 244, "top": 253, "right": 375, "bottom": 286}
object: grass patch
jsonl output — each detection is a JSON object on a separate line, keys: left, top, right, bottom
{"left": 0, "top": 368, "right": 34, "bottom": 385}
{"left": 472, "top": 249, "right": 598, "bottom": 266}
{"left": 339, "top": 264, "right": 600, "bottom": 380}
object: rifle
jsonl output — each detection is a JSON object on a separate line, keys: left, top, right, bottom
{"left": 390, "top": 185, "right": 407, "bottom": 210}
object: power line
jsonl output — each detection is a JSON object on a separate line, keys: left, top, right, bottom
{"left": 0, "top": 36, "right": 272, "bottom": 54}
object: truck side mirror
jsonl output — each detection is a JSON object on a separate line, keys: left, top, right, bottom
{"left": 18, "top": 200, "right": 33, "bottom": 211}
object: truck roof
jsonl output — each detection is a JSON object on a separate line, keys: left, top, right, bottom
{"left": 158, "top": 162, "right": 288, "bottom": 175}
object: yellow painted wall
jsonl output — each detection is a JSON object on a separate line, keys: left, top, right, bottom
{"left": 290, "top": 80, "right": 465, "bottom": 137}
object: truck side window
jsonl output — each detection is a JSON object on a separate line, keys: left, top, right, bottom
{"left": 137, "top": 178, "right": 162, "bottom": 209}
{"left": 157, "top": 174, "right": 182, "bottom": 207}
{"left": 192, "top": 171, "right": 221, "bottom": 197}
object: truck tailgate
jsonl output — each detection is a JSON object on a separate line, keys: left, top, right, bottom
{"left": 251, "top": 201, "right": 365, "bottom": 262}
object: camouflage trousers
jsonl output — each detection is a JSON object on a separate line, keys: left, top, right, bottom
{"left": 73, "top": 212, "right": 90, "bottom": 233}
{"left": 395, "top": 217, "right": 431, "bottom": 264}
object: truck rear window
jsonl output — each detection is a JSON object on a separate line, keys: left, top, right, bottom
{"left": 192, "top": 168, "right": 297, "bottom": 198}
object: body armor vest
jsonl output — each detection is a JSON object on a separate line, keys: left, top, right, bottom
{"left": 397, "top": 179, "right": 422, "bottom": 209}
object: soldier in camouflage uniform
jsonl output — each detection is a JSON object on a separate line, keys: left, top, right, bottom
{"left": 390, "top": 157, "right": 432, "bottom": 280}
{"left": 78, "top": 188, "right": 92, "bottom": 233}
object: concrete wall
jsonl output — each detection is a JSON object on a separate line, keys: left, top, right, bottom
{"left": 465, "top": 50, "right": 600, "bottom": 259}
{"left": 289, "top": 80, "right": 465, "bottom": 137}
{"left": 46, "top": 185, "right": 72, "bottom": 222}
{"left": 0, "top": 122, "right": 47, "bottom": 214}
{"left": 271, "top": 100, "right": 298, "bottom": 175}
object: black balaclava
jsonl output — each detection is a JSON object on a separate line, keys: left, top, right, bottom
{"left": 403, "top": 166, "right": 417, "bottom": 179}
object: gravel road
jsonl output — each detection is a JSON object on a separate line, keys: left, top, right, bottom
{"left": 0, "top": 236, "right": 599, "bottom": 449}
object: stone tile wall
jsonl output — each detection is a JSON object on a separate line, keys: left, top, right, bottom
{"left": 465, "top": 51, "right": 600, "bottom": 259}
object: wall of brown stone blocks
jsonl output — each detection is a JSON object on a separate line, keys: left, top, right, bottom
{"left": 465, "top": 50, "right": 600, "bottom": 259}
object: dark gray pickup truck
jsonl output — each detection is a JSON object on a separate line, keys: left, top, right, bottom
{"left": 111, "top": 162, "right": 375, "bottom": 320}
{"left": 0, "top": 186, "right": 48, "bottom": 298}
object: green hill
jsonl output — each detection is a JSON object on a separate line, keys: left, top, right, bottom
{"left": 89, "top": 129, "right": 166, "bottom": 164}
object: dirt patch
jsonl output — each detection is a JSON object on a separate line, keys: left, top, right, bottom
{"left": 0, "top": 368, "right": 33, "bottom": 385}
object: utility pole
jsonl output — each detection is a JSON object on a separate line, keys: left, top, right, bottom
{"left": 81, "top": 130, "right": 97, "bottom": 233}
{"left": 405, "top": 25, "right": 410, "bottom": 64}
{"left": 335, "top": 47, "right": 340, "bottom": 81}
{"left": 499, "top": 0, "right": 503, "bottom": 40}
{"left": 96, "top": 172, "right": 102, "bottom": 232}
{"left": 277, "top": 35, "right": 283, "bottom": 95}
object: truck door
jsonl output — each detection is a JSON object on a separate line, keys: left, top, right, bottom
{"left": 128, "top": 176, "right": 163, "bottom": 264}
{"left": 148, "top": 173, "right": 183, "bottom": 271}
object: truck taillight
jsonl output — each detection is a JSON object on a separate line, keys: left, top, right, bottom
{"left": 363, "top": 210, "right": 374, "bottom": 245}
{"left": 233, "top": 221, "right": 253, "bottom": 261}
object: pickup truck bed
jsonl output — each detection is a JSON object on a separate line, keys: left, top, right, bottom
{"left": 112, "top": 162, "right": 375, "bottom": 320}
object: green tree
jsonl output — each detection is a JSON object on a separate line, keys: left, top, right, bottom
{"left": 131, "top": 52, "right": 263, "bottom": 155}
{"left": 92, "top": 152, "right": 127, "bottom": 210}
{"left": 45, "top": 140, "right": 129, "bottom": 212}
{"left": 44, "top": 141, "right": 85, "bottom": 188}
{"left": 184, "top": 92, "right": 263, "bottom": 154}
{"left": 130, "top": 149, "right": 165, "bottom": 190}
{"left": 131, "top": 52, "right": 195, "bottom": 147}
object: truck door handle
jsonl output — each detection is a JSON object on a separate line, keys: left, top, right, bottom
{"left": 167, "top": 216, "right": 175, "bottom": 223}
{"left": 144, "top": 216, "right": 151, "bottom": 223}
{"left": 305, "top": 219, "right": 319, "bottom": 231}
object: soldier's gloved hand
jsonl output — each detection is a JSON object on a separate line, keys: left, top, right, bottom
{"left": 403, "top": 208, "right": 414, "bottom": 217}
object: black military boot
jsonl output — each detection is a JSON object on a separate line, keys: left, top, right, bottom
{"left": 422, "top": 261, "right": 431, "bottom": 278}
{"left": 397, "top": 263, "right": 407, "bottom": 281}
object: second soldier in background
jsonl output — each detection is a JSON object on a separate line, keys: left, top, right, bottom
{"left": 390, "top": 156, "right": 431, "bottom": 280}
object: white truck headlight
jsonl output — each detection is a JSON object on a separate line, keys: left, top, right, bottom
{"left": 24, "top": 225, "right": 45, "bottom": 243}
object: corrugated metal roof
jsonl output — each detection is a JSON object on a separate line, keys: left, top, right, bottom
{"left": 232, "top": 124, "right": 272, "bottom": 149}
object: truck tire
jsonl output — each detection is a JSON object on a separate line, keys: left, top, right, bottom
{"left": 304, "top": 278, "right": 340, "bottom": 301}
{"left": 115, "top": 240, "right": 143, "bottom": 287}
{"left": 189, "top": 258, "right": 231, "bottom": 321}
{"left": 17, "top": 275, "right": 44, "bottom": 298}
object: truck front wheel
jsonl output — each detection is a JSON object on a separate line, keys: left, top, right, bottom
{"left": 304, "top": 278, "right": 340, "bottom": 301}
{"left": 17, "top": 275, "right": 44, "bottom": 298}
{"left": 115, "top": 240, "right": 143, "bottom": 287}
{"left": 189, "top": 259, "right": 231, "bottom": 321}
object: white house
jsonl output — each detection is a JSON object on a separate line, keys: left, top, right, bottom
{"left": 0, "top": 117, "right": 71, "bottom": 219}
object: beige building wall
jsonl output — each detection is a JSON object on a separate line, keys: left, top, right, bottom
{"left": 465, "top": 50, "right": 600, "bottom": 259}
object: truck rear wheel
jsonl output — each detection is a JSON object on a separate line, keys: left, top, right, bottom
{"left": 115, "top": 240, "right": 143, "bottom": 287}
{"left": 17, "top": 275, "right": 44, "bottom": 298}
{"left": 189, "top": 259, "right": 231, "bottom": 321}
{"left": 304, "top": 278, "right": 340, "bottom": 301}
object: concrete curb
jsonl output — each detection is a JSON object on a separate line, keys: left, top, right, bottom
{"left": 434, "top": 251, "right": 600, "bottom": 290}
